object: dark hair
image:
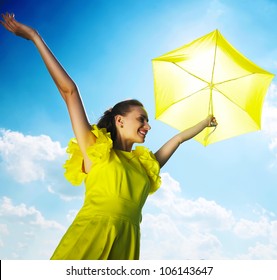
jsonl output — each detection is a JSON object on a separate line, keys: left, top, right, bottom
{"left": 97, "top": 99, "right": 144, "bottom": 141}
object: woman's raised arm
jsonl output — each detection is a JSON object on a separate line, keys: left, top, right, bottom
{"left": 155, "top": 115, "right": 217, "bottom": 168}
{"left": 1, "top": 13, "right": 95, "bottom": 171}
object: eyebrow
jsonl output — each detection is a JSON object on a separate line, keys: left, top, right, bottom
{"left": 139, "top": 114, "right": 149, "bottom": 122}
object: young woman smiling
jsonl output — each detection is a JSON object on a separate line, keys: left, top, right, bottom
{"left": 1, "top": 13, "right": 217, "bottom": 260}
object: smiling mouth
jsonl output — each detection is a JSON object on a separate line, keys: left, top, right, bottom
{"left": 138, "top": 130, "right": 147, "bottom": 137}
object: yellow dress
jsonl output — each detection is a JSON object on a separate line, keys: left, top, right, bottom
{"left": 50, "top": 125, "right": 161, "bottom": 260}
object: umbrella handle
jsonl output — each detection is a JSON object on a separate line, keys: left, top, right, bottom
{"left": 210, "top": 120, "right": 217, "bottom": 127}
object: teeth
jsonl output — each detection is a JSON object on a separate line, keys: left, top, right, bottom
{"left": 139, "top": 130, "right": 146, "bottom": 136}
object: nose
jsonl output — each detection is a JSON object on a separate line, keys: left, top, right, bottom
{"left": 145, "top": 122, "right": 151, "bottom": 130}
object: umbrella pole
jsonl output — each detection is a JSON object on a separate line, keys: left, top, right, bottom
{"left": 208, "top": 87, "right": 214, "bottom": 116}
{"left": 204, "top": 88, "right": 217, "bottom": 145}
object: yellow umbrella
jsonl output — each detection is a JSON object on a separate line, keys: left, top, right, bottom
{"left": 152, "top": 30, "right": 275, "bottom": 146}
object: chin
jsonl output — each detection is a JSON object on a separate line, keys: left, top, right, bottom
{"left": 136, "top": 138, "right": 145, "bottom": 144}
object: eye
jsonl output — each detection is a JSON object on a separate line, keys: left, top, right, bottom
{"left": 139, "top": 117, "right": 145, "bottom": 123}
{"left": 137, "top": 115, "right": 149, "bottom": 124}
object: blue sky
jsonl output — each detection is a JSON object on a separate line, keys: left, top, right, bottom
{"left": 0, "top": 0, "right": 277, "bottom": 260}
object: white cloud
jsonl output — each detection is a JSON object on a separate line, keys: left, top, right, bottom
{"left": 141, "top": 173, "right": 277, "bottom": 260}
{"left": 234, "top": 207, "right": 277, "bottom": 241}
{"left": 141, "top": 212, "right": 223, "bottom": 260}
{"left": 141, "top": 173, "right": 229, "bottom": 259}
{"left": 148, "top": 173, "right": 235, "bottom": 231}
{"left": 0, "top": 129, "right": 66, "bottom": 183}
{"left": 0, "top": 129, "right": 85, "bottom": 258}
{"left": 0, "top": 196, "right": 65, "bottom": 259}
{"left": 233, "top": 217, "right": 269, "bottom": 239}
{"left": 47, "top": 185, "right": 83, "bottom": 202}
{"left": 239, "top": 243, "right": 277, "bottom": 259}
{"left": 0, "top": 224, "right": 9, "bottom": 248}
{"left": 0, "top": 196, "right": 64, "bottom": 231}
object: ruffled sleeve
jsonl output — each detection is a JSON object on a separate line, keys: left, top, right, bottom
{"left": 63, "top": 125, "right": 113, "bottom": 186}
{"left": 86, "top": 125, "right": 113, "bottom": 164}
{"left": 133, "top": 146, "right": 161, "bottom": 194}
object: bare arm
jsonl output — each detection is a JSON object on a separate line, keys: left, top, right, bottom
{"left": 154, "top": 116, "right": 217, "bottom": 168}
{"left": 1, "top": 13, "right": 94, "bottom": 171}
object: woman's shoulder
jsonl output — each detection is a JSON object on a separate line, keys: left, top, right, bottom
{"left": 90, "top": 124, "right": 112, "bottom": 142}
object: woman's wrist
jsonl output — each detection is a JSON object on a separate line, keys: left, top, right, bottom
{"left": 203, "top": 117, "right": 210, "bottom": 128}
{"left": 30, "top": 30, "right": 40, "bottom": 43}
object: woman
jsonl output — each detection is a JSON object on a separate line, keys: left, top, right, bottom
{"left": 1, "top": 13, "right": 217, "bottom": 260}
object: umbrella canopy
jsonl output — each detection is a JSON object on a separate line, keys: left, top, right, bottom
{"left": 152, "top": 30, "right": 275, "bottom": 146}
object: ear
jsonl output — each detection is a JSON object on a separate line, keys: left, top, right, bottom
{"left": 115, "top": 115, "right": 124, "bottom": 127}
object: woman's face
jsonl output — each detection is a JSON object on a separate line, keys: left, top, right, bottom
{"left": 117, "top": 106, "right": 151, "bottom": 144}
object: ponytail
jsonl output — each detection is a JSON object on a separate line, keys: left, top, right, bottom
{"left": 97, "top": 108, "right": 116, "bottom": 141}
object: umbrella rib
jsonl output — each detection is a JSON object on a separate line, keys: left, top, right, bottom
{"left": 172, "top": 62, "right": 209, "bottom": 84}
{"left": 214, "top": 72, "right": 256, "bottom": 86}
{"left": 157, "top": 85, "right": 210, "bottom": 117}
{"left": 208, "top": 32, "right": 219, "bottom": 116}
{"left": 213, "top": 86, "right": 252, "bottom": 116}
{"left": 211, "top": 32, "right": 218, "bottom": 85}
{"left": 213, "top": 85, "right": 260, "bottom": 128}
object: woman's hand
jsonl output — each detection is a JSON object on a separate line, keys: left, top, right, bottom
{"left": 206, "top": 115, "right": 218, "bottom": 127}
{"left": 0, "top": 13, "right": 38, "bottom": 41}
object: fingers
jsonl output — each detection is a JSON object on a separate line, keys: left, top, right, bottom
{"left": 1, "top": 13, "right": 16, "bottom": 32}
{"left": 1, "top": 12, "right": 15, "bottom": 20}
{"left": 1, "top": 12, "right": 32, "bottom": 39}
{"left": 206, "top": 114, "right": 217, "bottom": 127}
